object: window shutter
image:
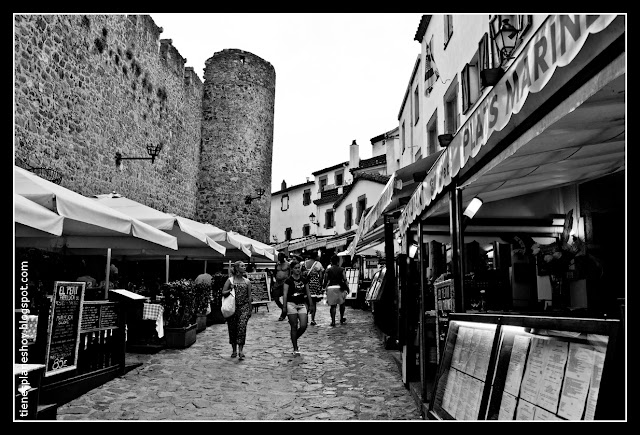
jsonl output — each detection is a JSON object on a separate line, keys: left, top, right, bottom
{"left": 461, "top": 64, "right": 470, "bottom": 113}
{"left": 479, "top": 33, "right": 489, "bottom": 71}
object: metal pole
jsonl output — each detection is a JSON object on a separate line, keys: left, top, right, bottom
{"left": 419, "top": 220, "right": 428, "bottom": 402}
{"left": 165, "top": 255, "right": 169, "bottom": 283}
{"left": 451, "top": 186, "right": 466, "bottom": 313}
{"left": 104, "top": 248, "right": 111, "bottom": 299}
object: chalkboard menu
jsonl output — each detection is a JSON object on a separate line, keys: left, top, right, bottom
{"left": 247, "top": 272, "right": 270, "bottom": 304}
{"left": 80, "top": 302, "right": 119, "bottom": 332}
{"left": 99, "top": 303, "right": 118, "bottom": 328}
{"left": 44, "top": 281, "right": 85, "bottom": 377}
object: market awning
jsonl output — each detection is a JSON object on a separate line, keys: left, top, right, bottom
{"left": 399, "top": 14, "right": 624, "bottom": 233}
{"left": 325, "top": 229, "right": 356, "bottom": 249}
{"left": 15, "top": 166, "right": 178, "bottom": 251}
{"left": 286, "top": 236, "right": 317, "bottom": 252}
{"left": 350, "top": 150, "right": 444, "bottom": 258}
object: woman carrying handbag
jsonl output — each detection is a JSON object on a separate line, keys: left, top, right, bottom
{"left": 221, "top": 261, "right": 253, "bottom": 360}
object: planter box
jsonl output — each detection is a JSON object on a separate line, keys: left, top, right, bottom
{"left": 164, "top": 324, "right": 197, "bottom": 349}
{"left": 196, "top": 313, "right": 207, "bottom": 333}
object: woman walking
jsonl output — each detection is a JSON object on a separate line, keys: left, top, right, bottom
{"left": 322, "top": 255, "right": 349, "bottom": 327}
{"left": 221, "top": 261, "right": 253, "bottom": 360}
{"left": 302, "top": 253, "right": 324, "bottom": 326}
{"left": 281, "top": 259, "right": 313, "bottom": 356}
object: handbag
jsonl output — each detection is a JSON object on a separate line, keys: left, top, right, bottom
{"left": 221, "top": 289, "right": 236, "bottom": 318}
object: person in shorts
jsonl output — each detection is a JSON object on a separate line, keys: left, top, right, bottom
{"left": 281, "top": 259, "right": 313, "bottom": 356}
{"left": 272, "top": 252, "right": 290, "bottom": 319}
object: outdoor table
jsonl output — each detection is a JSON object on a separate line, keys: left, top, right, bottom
{"left": 142, "top": 303, "right": 164, "bottom": 338}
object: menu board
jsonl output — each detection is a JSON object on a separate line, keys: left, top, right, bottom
{"left": 44, "top": 281, "right": 85, "bottom": 377}
{"left": 80, "top": 304, "right": 99, "bottom": 331}
{"left": 99, "top": 303, "right": 119, "bottom": 328}
{"left": 247, "top": 272, "right": 270, "bottom": 304}
{"left": 80, "top": 302, "right": 119, "bottom": 332}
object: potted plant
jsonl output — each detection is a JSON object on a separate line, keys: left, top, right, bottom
{"left": 193, "top": 281, "right": 211, "bottom": 333}
{"left": 160, "top": 279, "right": 197, "bottom": 348}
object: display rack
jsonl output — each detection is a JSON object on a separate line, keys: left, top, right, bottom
{"left": 428, "top": 313, "right": 622, "bottom": 420}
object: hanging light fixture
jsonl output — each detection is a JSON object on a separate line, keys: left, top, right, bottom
{"left": 489, "top": 15, "right": 521, "bottom": 67}
{"left": 463, "top": 197, "right": 484, "bottom": 219}
{"left": 115, "top": 142, "right": 164, "bottom": 170}
{"left": 309, "top": 212, "right": 320, "bottom": 226}
{"left": 244, "top": 188, "right": 266, "bottom": 204}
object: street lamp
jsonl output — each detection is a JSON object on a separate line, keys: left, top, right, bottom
{"left": 309, "top": 213, "right": 320, "bottom": 226}
{"left": 490, "top": 15, "right": 521, "bottom": 67}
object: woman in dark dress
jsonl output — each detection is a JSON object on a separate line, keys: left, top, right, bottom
{"left": 222, "top": 261, "right": 253, "bottom": 360}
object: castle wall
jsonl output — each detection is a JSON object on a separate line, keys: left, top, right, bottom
{"left": 14, "top": 14, "right": 203, "bottom": 217}
{"left": 198, "top": 49, "right": 276, "bottom": 243}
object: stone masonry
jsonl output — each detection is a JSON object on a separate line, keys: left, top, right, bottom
{"left": 14, "top": 15, "right": 274, "bottom": 241}
{"left": 197, "top": 49, "right": 276, "bottom": 242}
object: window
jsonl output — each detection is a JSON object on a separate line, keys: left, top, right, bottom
{"left": 444, "top": 77, "right": 459, "bottom": 134}
{"left": 415, "top": 148, "right": 422, "bottom": 162}
{"left": 355, "top": 195, "right": 367, "bottom": 225}
{"left": 303, "top": 189, "right": 311, "bottom": 206}
{"left": 444, "top": 15, "right": 453, "bottom": 47}
{"left": 335, "top": 170, "right": 344, "bottom": 186}
{"left": 280, "top": 194, "right": 289, "bottom": 211}
{"left": 302, "top": 224, "right": 310, "bottom": 237}
{"left": 461, "top": 51, "right": 480, "bottom": 113}
{"left": 427, "top": 111, "right": 438, "bottom": 155}
{"left": 324, "top": 209, "right": 335, "bottom": 229}
{"left": 285, "top": 227, "right": 292, "bottom": 241}
{"left": 414, "top": 85, "right": 420, "bottom": 125}
{"left": 319, "top": 176, "right": 327, "bottom": 192}
{"left": 401, "top": 121, "right": 406, "bottom": 153}
{"left": 344, "top": 204, "right": 353, "bottom": 230}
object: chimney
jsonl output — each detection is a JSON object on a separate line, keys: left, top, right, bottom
{"left": 349, "top": 140, "right": 359, "bottom": 170}
{"left": 281, "top": 180, "right": 287, "bottom": 191}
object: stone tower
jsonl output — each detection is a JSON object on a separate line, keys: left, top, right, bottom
{"left": 197, "top": 49, "right": 276, "bottom": 243}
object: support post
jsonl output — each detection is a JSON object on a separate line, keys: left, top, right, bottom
{"left": 450, "top": 186, "right": 466, "bottom": 313}
{"left": 104, "top": 248, "right": 111, "bottom": 299}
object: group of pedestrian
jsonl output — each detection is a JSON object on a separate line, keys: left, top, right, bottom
{"left": 220, "top": 252, "right": 351, "bottom": 359}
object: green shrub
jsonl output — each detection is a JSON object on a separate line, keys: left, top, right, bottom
{"left": 160, "top": 279, "right": 196, "bottom": 328}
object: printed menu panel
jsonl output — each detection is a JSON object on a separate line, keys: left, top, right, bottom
{"left": 247, "top": 272, "right": 271, "bottom": 304}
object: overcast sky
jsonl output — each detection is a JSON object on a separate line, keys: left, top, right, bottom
{"left": 149, "top": 13, "right": 424, "bottom": 193}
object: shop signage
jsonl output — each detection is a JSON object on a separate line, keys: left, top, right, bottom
{"left": 44, "top": 281, "right": 85, "bottom": 377}
{"left": 399, "top": 14, "right": 618, "bottom": 234}
{"left": 247, "top": 272, "right": 271, "bottom": 304}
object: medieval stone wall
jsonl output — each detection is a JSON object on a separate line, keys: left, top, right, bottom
{"left": 14, "top": 14, "right": 204, "bottom": 216}
{"left": 198, "top": 49, "right": 275, "bottom": 242}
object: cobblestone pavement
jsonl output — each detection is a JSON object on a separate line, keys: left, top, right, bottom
{"left": 56, "top": 302, "right": 422, "bottom": 421}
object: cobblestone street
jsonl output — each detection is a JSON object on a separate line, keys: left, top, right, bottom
{"left": 56, "top": 302, "right": 422, "bottom": 421}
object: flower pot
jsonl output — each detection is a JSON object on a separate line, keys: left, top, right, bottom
{"left": 480, "top": 67, "right": 504, "bottom": 87}
{"left": 164, "top": 323, "right": 197, "bottom": 349}
{"left": 196, "top": 313, "right": 207, "bottom": 333}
